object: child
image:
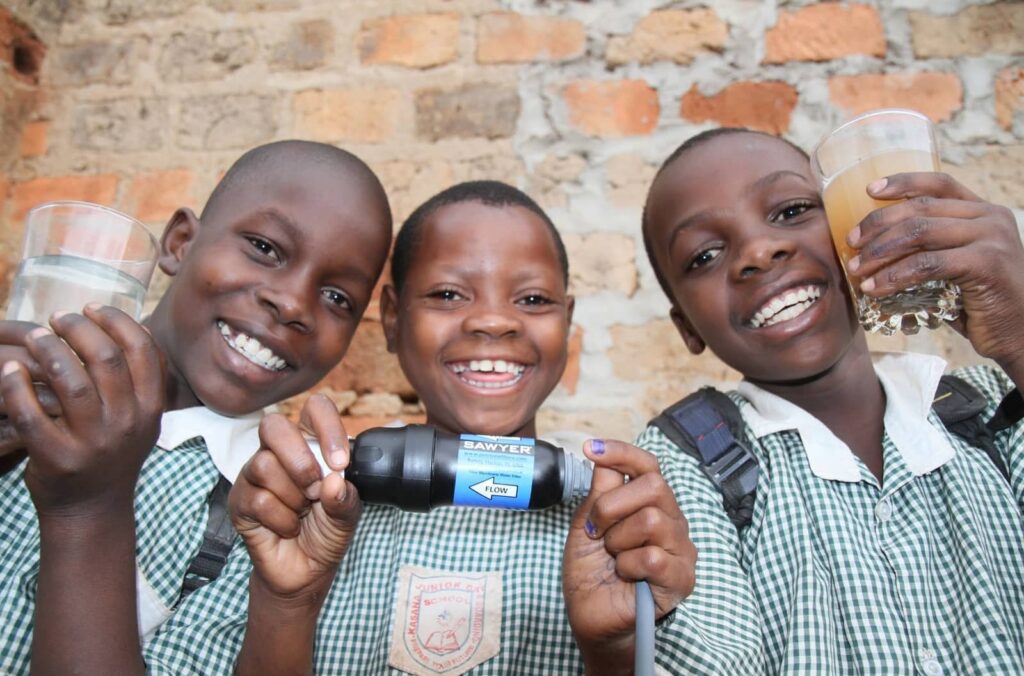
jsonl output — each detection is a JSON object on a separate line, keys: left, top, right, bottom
{"left": 141, "top": 181, "right": 701, "bottom": 675}
{"left": 0, "top": 140, "right": 393, "bottom": 675}
{"left": 638, "top": 128, "right": 1024, "bottom": 672}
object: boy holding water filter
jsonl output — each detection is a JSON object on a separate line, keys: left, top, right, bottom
{"left": 638, "top": 125, "right": 1024, "bottom": 672}
{"left": 0, "top": 140, "right": 394, "bottom": 674}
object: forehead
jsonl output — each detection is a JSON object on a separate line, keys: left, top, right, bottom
{"left": 410, "top": 201, "right": 562, "bottom": 277}
{"left": 648, "top": 134, "right": 811, "bottom": 233}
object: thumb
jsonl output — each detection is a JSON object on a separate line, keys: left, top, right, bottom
{"left": 319, "top": 473, "right": 362, "bottom": 529}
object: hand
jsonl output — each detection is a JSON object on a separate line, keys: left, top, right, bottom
{"left": 229, "top": 394, "right": 362, "bottom": 604}
{"left": 563, "top": 439, "right": 696, "bottom": 673}
{"left": 0, "top": 320, "right": 63, "bottom": 459}
{"left": 0, "top": 306, "right": 165, "bottom": 516}
{"left": 847, "top": 173, "right": 1024, "bottom": 373}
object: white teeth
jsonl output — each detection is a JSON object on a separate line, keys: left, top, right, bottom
{"left": 217, "top": 321, "right": 287, "bottom": 372}
{"left": 749, "top": 286, "right": 822, "bottom": 329}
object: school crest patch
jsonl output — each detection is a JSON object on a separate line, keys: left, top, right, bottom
{"left": 388, "top": 564, "right": 502, "bottom": 675}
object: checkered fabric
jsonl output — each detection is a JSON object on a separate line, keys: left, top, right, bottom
{"left": 641, "top": 364, "right": 1024, "bottom": 675}
{"left": 0, "top": 437, "right": 222, "bottom": 675}
{"left": 144, "top": 457, "right": 762, "bottom": 674}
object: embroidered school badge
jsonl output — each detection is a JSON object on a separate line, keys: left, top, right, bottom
{"left": 388, "top": 564, "right": 502, "bottom": 676}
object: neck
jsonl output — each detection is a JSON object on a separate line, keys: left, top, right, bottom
{"left": 143, "top": 306, "right": 201, "bottom": 413}
{"left": 750, "top": 333, "right": 887, "bottom": 481}
{"left": 425, "top": 413, "right": 537, "bottom": 439}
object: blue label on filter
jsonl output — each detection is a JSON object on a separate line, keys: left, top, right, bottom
{"left": 452, "top": 434, "right": 535, "bottom": 509}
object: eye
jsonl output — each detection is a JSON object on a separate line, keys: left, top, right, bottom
{"left": 427, "top": 288, "right": 465, "bottom": 302}
{"left": 517, "top": 293, "right": 553, "bottom": 307}
{"left": 687, "top": 246, "right": 723, "bottom": 270}
{"left": 321, "top": 287, "right": 353, "bottom": 311}
{"left": 771, "top": 199, "right": 816, "bottom": 224}
{"left": 245, "top": 236, "right": 280, "bottom": 262}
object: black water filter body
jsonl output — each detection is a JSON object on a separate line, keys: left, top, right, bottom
{"left": 345, "top": 425, "right": 592, "bottom": 512}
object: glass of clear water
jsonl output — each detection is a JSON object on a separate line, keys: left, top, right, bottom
{"left": 6, "top": 201, "right": 159, "bottom": 324}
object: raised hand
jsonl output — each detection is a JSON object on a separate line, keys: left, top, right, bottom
{"left": 229, "top": 394, "right": 361, "bottom": 601}
{"left": 0, "top": 306, "right": 165, "bottom": 514}
{"left": 0, "top": 320, "right": 63, "bottom": 462}
{"left": 562, "top": 439, "right": 696, "bottom": 675}
{"left": 847, "top": 173, "right": 1024, "bottom": 378}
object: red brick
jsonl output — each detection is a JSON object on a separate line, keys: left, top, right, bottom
{"left": 293, "top": 88, "right": 400, "bottom": 144}
{"left": 358, "top": 13, "right": 459, "bottom": 68}
{"left": 764, "top": 4, "right": 885, "bottom": 64}
{"left": 0, "top": 174, "right": 9, "bottom": 216}
{"left": 559, "top": 326, "right": 583, "bottom": 396}
{"left": 0, "top": 6, "right": 46, "bottom": 85}
{"left": 476, "top": 12, "right": 584, "bottom": 64}
{"left": 996, "top": 67, "right": 1024, "bottom": 131}
{"left": 11, "top": 174, "right": 119, "bottom": 224}
{"left": 19, "top": 120, "right": 47, "bottom": 157}
{"left": 910, "top": 4, "right": 1024, "bottom": 58}
{"left": 606, "top": 9, "right": 727, "bottom": 66}
{"left": 563, "top": 80, "right": 659, "bottom": 137}
{"left": 680, "top": 80, "right": 798, "bottom": 134}
{"left": 125, "top": 169, "right": 194, "bottom": 224}
{"left": 829, "top": 72, "right": 963, "bottom": 123}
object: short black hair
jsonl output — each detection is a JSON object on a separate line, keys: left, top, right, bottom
{"left": 202, "top": 140, "right": 389, "bottom": 225}
{"left": 641, "top": 128, "right": 809, "bottom": 299}
{"left": 391, "top": 180, "right": 569, "bottom": 293}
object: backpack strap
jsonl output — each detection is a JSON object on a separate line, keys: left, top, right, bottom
{"left": 651, "top": 388, "right": 759, "bottom": 530}
{"left": 932, "top": 375, "right": 1009, "bottom": 482}
{"left": 180, "top": 475, "right": 236, "bottom": 600}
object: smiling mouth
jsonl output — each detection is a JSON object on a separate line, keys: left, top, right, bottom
{"left": 217, "top": 320, "right": 288, "bottom": 372}
{"left": 748, "top": 285, "right": 823, "bottom": 329}
{"left": 446, "top": 359, "right": 527, "bottom": 390}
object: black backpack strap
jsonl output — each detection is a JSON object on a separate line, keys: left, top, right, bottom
{"left": 651, "top": 388, "right": 759, "bottom": 530}
{"left": 180, "top": 475, "right": 236, "bottom": 599}
{"left": 988, "top": 387, "right": 1024, "bottom": 433}
{"left": 933, "top": 375, "right": 1009, "bottom": 482}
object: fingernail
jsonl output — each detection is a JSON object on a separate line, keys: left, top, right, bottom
{"left": 331, "top": 450, "right": 347, "bottom": 467}
{"left": 584, "top": 518, "right": 597, "bottom": 537}
{"left": 84, "top": 303, "right": 103, "bottom": 312}
{"left": 50, "top": 311, "right": 68, "bottom": 322}
{"left": 861, "top": 277, "right": 876, "bottom": 292}
{"left": 591, "top": 439, "right": 606, "bottom": 456}
{"left": 1, "top": 361, "right": 20, "bottom": 376}
{"left": 336, "top": 479, "right": 347, "bottom": 502}
{"left": 26, "top": 327, "right": 51, "bottom": 341}
{"left": 306, "top": 480, "right": 322, "bottom": 501}
{"left": 846, "top": 226, "right": 861, "bottom": 246}
{"left": 868, "top": 178, "right": 887, "bottom": 194}
{"left": 847, "top": 256, "right": 860, "bottom": 272}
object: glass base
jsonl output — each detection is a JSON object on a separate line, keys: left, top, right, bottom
{"left": 857, "top": 280, "right": 961, "bottom": 336}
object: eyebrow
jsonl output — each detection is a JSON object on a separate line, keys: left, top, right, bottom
{"left": 666, "top": 170, "right": 814, "bottom": 250}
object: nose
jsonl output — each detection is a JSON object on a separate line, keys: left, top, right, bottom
{"left": 731, "top": 231, "right": 796, "bottom": 280}
{"left": 461, "top": 299, "right": 522, "bottom": 338}
{"left": 256, "top": 276, "right": 315, "bottom": 334}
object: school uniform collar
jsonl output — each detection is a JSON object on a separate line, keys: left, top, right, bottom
{"left": 736, "top": 352, "right": 956, "bottom": 483}
{"left": 157, "top": 406, "right": 263, "bottom": 483}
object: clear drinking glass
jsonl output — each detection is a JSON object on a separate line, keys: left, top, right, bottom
{"left": 811, "top": 109, "right": 961, "bottom": 335}
{"left": 5, "top": 201, "right": 159, "bottom": 324}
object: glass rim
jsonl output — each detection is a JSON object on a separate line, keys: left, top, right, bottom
{"left": 811, "top": 107, "right": 934, "bottom": 184}
{"left": 25, "top": 200, "right": 157, "bottom": 248}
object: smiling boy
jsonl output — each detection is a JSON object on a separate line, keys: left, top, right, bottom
{"left": 638, "top": 128, "right": 1024, "bottom": 672}
{"left": 142, "top": 181, "right": 700, "bottom": 675}
{"left": 0, "top": 140, "right": 393, "bottom": 674}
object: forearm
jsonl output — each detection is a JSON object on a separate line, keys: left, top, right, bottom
{"left": 997, "top": 352, "right": 1024, "bottom": 395}
{"left": 234, "top": 574, "right": 327, "bottom": 676}
{"left": 31, "top": 509, "right": 144, "bottom": 676}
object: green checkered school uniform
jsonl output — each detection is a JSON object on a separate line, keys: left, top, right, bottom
{"left": 0, "top": 436, "right": 224, "bottom": 675}
{"left": 639, "top": 354, "right": 1024, "bottom": 675}
{"left": 143, "top": 454, "right": 762, "bottom": 674}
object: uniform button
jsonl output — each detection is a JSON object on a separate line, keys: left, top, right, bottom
{"left": 921, "top": 658, "right": 942, "bottom": 676}
{"left": 874, "top": 499, "right": 893, "bottom": 522}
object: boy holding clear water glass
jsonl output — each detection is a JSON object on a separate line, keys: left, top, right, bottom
{"left": 0, "top": 140, "right": 394, "bottom": 674}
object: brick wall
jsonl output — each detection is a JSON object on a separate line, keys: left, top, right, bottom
{"left": 0, "top": 0, "right": 1021, "bottom": 441}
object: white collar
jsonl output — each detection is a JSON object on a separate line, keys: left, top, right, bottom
{"left": 156, "top": 406, "right": 263, "bottom": 483}
{"left": 736, "top": 352, "right": 956, "bottom": 483}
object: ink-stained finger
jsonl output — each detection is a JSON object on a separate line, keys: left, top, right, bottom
{"left": 22, "top": 326, "right": 100, "bottom": 430}
{"left": 241, "top": 448, "right": 312, "bottom": 514}
{"left": 258, "top": 414, "right": 325, "bottom": 498}
{"left": 299, "top": 394, "right": 350, "bottom": 472}
{"left": 583, "top": 438, "right": 662, "bottom": 479}
{"left": 585, "top": 472, "right": 682, "bottom": 538}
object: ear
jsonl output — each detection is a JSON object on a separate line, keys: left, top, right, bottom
{"left": 670, "top": 305, "right": 706, "bottom": 355}
{"left": 158, "top": 208, "right": 201, "bottom": 277}
{"left": 565, "top": 295, "right": 575, "bottom": 327}
{"left": 380, "top": 284, "right": 400, "bottom": 354}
